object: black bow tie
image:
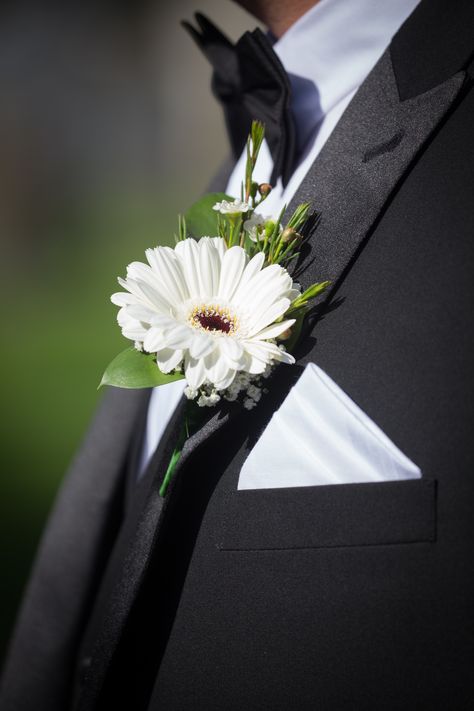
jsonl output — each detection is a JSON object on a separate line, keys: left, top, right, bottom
{"left": 183, "top": 13, "right": 296, "bottom": 187}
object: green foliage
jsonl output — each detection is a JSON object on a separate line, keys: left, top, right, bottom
{"left": 288, "top": 281, "right": 331, "bottom": 315}
{"left": 286, "top": 202, "right": 311, "bottom": 231}
{"left": 158, "top": 399, "right": 204, "bottom": 496}
{"left": 184, "top": 192, "right": 233, "bottom": 239}
{"left": 176, "top": 213, "right": 187, "bottom": 242}
{"left": 99, "top": 347, "right": 184, "bottom": 389}
{"left": 244, "top": 120, "right": 265, "bottom": 201}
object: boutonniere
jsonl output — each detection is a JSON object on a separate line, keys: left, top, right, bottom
{"left": 100, "top": 121, "right": 329, "bottom": 494}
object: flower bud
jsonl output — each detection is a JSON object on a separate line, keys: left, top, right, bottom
{"left": 258, "top": 183, "right": 272, "bottom": 197}
{"left": 280, "top": 227, "right": 303, "bottom": 244}
{"left": 278, "top": 327, "right": 293, "bottom": 341}
{"left": 264, "top": 220, "right": 276, "bottom": 238}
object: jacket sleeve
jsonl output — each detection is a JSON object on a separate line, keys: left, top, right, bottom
{"left": 0, "top": 387, "right": 146, "bottom": 711}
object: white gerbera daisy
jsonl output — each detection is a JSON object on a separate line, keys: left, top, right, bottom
{"left": 111, "top": 237, "right": 299, "bottom": 394}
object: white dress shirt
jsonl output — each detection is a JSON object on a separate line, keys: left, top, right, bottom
{"left": 138, "top": 0, "right": 420, "bottom": 477}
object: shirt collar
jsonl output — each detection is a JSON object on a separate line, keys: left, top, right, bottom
{"left": 272, "top": 0, "right": 421, "bottom": 151}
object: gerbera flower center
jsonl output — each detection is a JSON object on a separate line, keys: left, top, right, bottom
{"left": 189, "top": 304, "right": 237, "bottom": 334}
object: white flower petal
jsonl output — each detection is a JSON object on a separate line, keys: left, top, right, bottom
{"left": 111, "top": 292, "right": 140, "bottom": 307}
{"left": 220, "top": 336, "right": 244, "bottom": 360}
{"left": 209, "top": 237, "right": 228, "bottom": 259}
{"left": 232, "top": 252, "right": 265, "bottom": 299}
{"left": 215, "top": 368, "right": 237, "bottom": 390}
{"left": 117, "top": 310, "right": 147, "bottom": 340}
{"left": 145, "top": 246, "right": 189, "bottom": 304}
{"left": 252, "top": 319, "right": 295, "bottom": 341}
{"left": 213, "top": 198, "right": 250, "bottom": 214}
{"left": 203, "top": 347, "right": 231, "bottom": 386}
{"left": 149, "top": 314, "right": 176, "bottom": 331}
{"left": 125, "top": 304, "right": 158, "bottom": 323}
{"left": 174, "top": 239, "right": 201, "bottom": 298}
{"left": 185, "top": 355, "right": 206, "bottom": 389}
{"left": 162, "top": 324, "right": 195, "bottom": 350}
{"left": 118, "top": 277, "right": 172, "bottom": 314}
{"left": 198, "top": 238, "right": 221, "bottom": 297}
{"left": 156, "top": 347, "right": 184, "bottom": 373}
{"left": 217, "top": 246, "right": 248, "bottom": 300}
{"left": 288, "top": 288, "right": 301, "bottom": 302}
{"left": 219, "top": 337, "right": 246, "bottom": 369}
{"left": 121, "top": 326, "right": 147, "bottom": 341}
{"left": 248, "top": 297, "right": 291, "bottom": 336}
{"left": 143, "top": 327, "right": 165, "bottom": 353}
{"left": 237, "top": 272, "right": 293, "bottom": 330}
{"left": 246, "top": 339, "right": 295, "bottom": 365}
{"left": 240, "top": 342, "right": 269, "bottom": 374}
{"left": 188, "top": 332, "right": 215, "bottom": 359}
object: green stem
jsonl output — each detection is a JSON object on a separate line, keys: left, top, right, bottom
{"left": 159, "top": 447, "right": 182, "bottom": 497}
{"left": 158, "top": 400, "right": 204, "bottom": 497}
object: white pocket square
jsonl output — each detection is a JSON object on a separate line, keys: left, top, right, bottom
{"left": 237, "top": 362, "right": 421, "bottom": 490}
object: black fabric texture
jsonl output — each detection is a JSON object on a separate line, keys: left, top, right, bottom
{"left": 390, "top": 0, "right": 474, "bottom": 100}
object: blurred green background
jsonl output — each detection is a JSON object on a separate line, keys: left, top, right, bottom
{"left": 0, "top": 0, "right": 258, "bottom": 660}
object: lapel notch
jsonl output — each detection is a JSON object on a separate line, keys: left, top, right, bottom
{"left": 287, "top": 48, "right": 465, "bottom": 298}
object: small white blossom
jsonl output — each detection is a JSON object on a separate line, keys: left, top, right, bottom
{"left": 243, "top": 213, "right": 267, "bottom": 242}
{"left": 197, "top": 391, "right": 221, "bottom": 407}
{"left": 247, "top": 384, "right": 262, "bottom": 402}
{"left": 243, "top": 397, "right": 258, "bottom": 410}
{"left": 213, "top": 198, "right": 250, "bottom": 215}
{"left": 184, "top": 386, "right": 198, "bottom": 400}
{"left": 134, "top": 340, "right": 143, "bottom": 351}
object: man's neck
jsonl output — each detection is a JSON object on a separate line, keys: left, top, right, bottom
{"left": 235, "top": 0, "right": 321, "bottom": 38}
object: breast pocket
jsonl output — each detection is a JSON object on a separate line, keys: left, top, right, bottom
{"left": 218, "top": 478, "right": 436, "bottom": 551}
{"left": 238, "top": 363, "right": 422, "bottom": 491}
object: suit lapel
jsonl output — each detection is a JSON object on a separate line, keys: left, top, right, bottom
{"left": 76, "top": 399, "right": 232, "bottom": 710}
{"left": 287, "top": 48, "right": 465, "bottom": 299}
{"left": 77, "top": 40, "right": 467, "bottom": 711}
{"left": 179, "top": 52, "right": 465, "bottom": 457}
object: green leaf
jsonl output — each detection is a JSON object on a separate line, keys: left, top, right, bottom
{"left": 184, "top": 192, "right": 234, "bottom": 239}
{"left": 99, "top": 347, "right": 185, "bottom": 390}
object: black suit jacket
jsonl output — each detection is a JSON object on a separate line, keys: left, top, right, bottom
{"left": 2, "top": 1, "right": 474, "bottom": 709}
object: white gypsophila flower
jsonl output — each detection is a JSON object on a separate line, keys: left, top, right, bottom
{"left": 111, "top": 237, "right": 300, "bottom": 394}
{"left": 243, "top": 397, "right": 258, "bottom": 410}
{"left": 197, "top": 391, "right": 221, "bottom": 408}
{"left": 213, "top": 198, "right": 251, "bottom": 215}
{"left": 247, "top": 384, "right": 262, "bottom": 401}
{"left": 243, "top": 212, "right": 267, "bottom": 242}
